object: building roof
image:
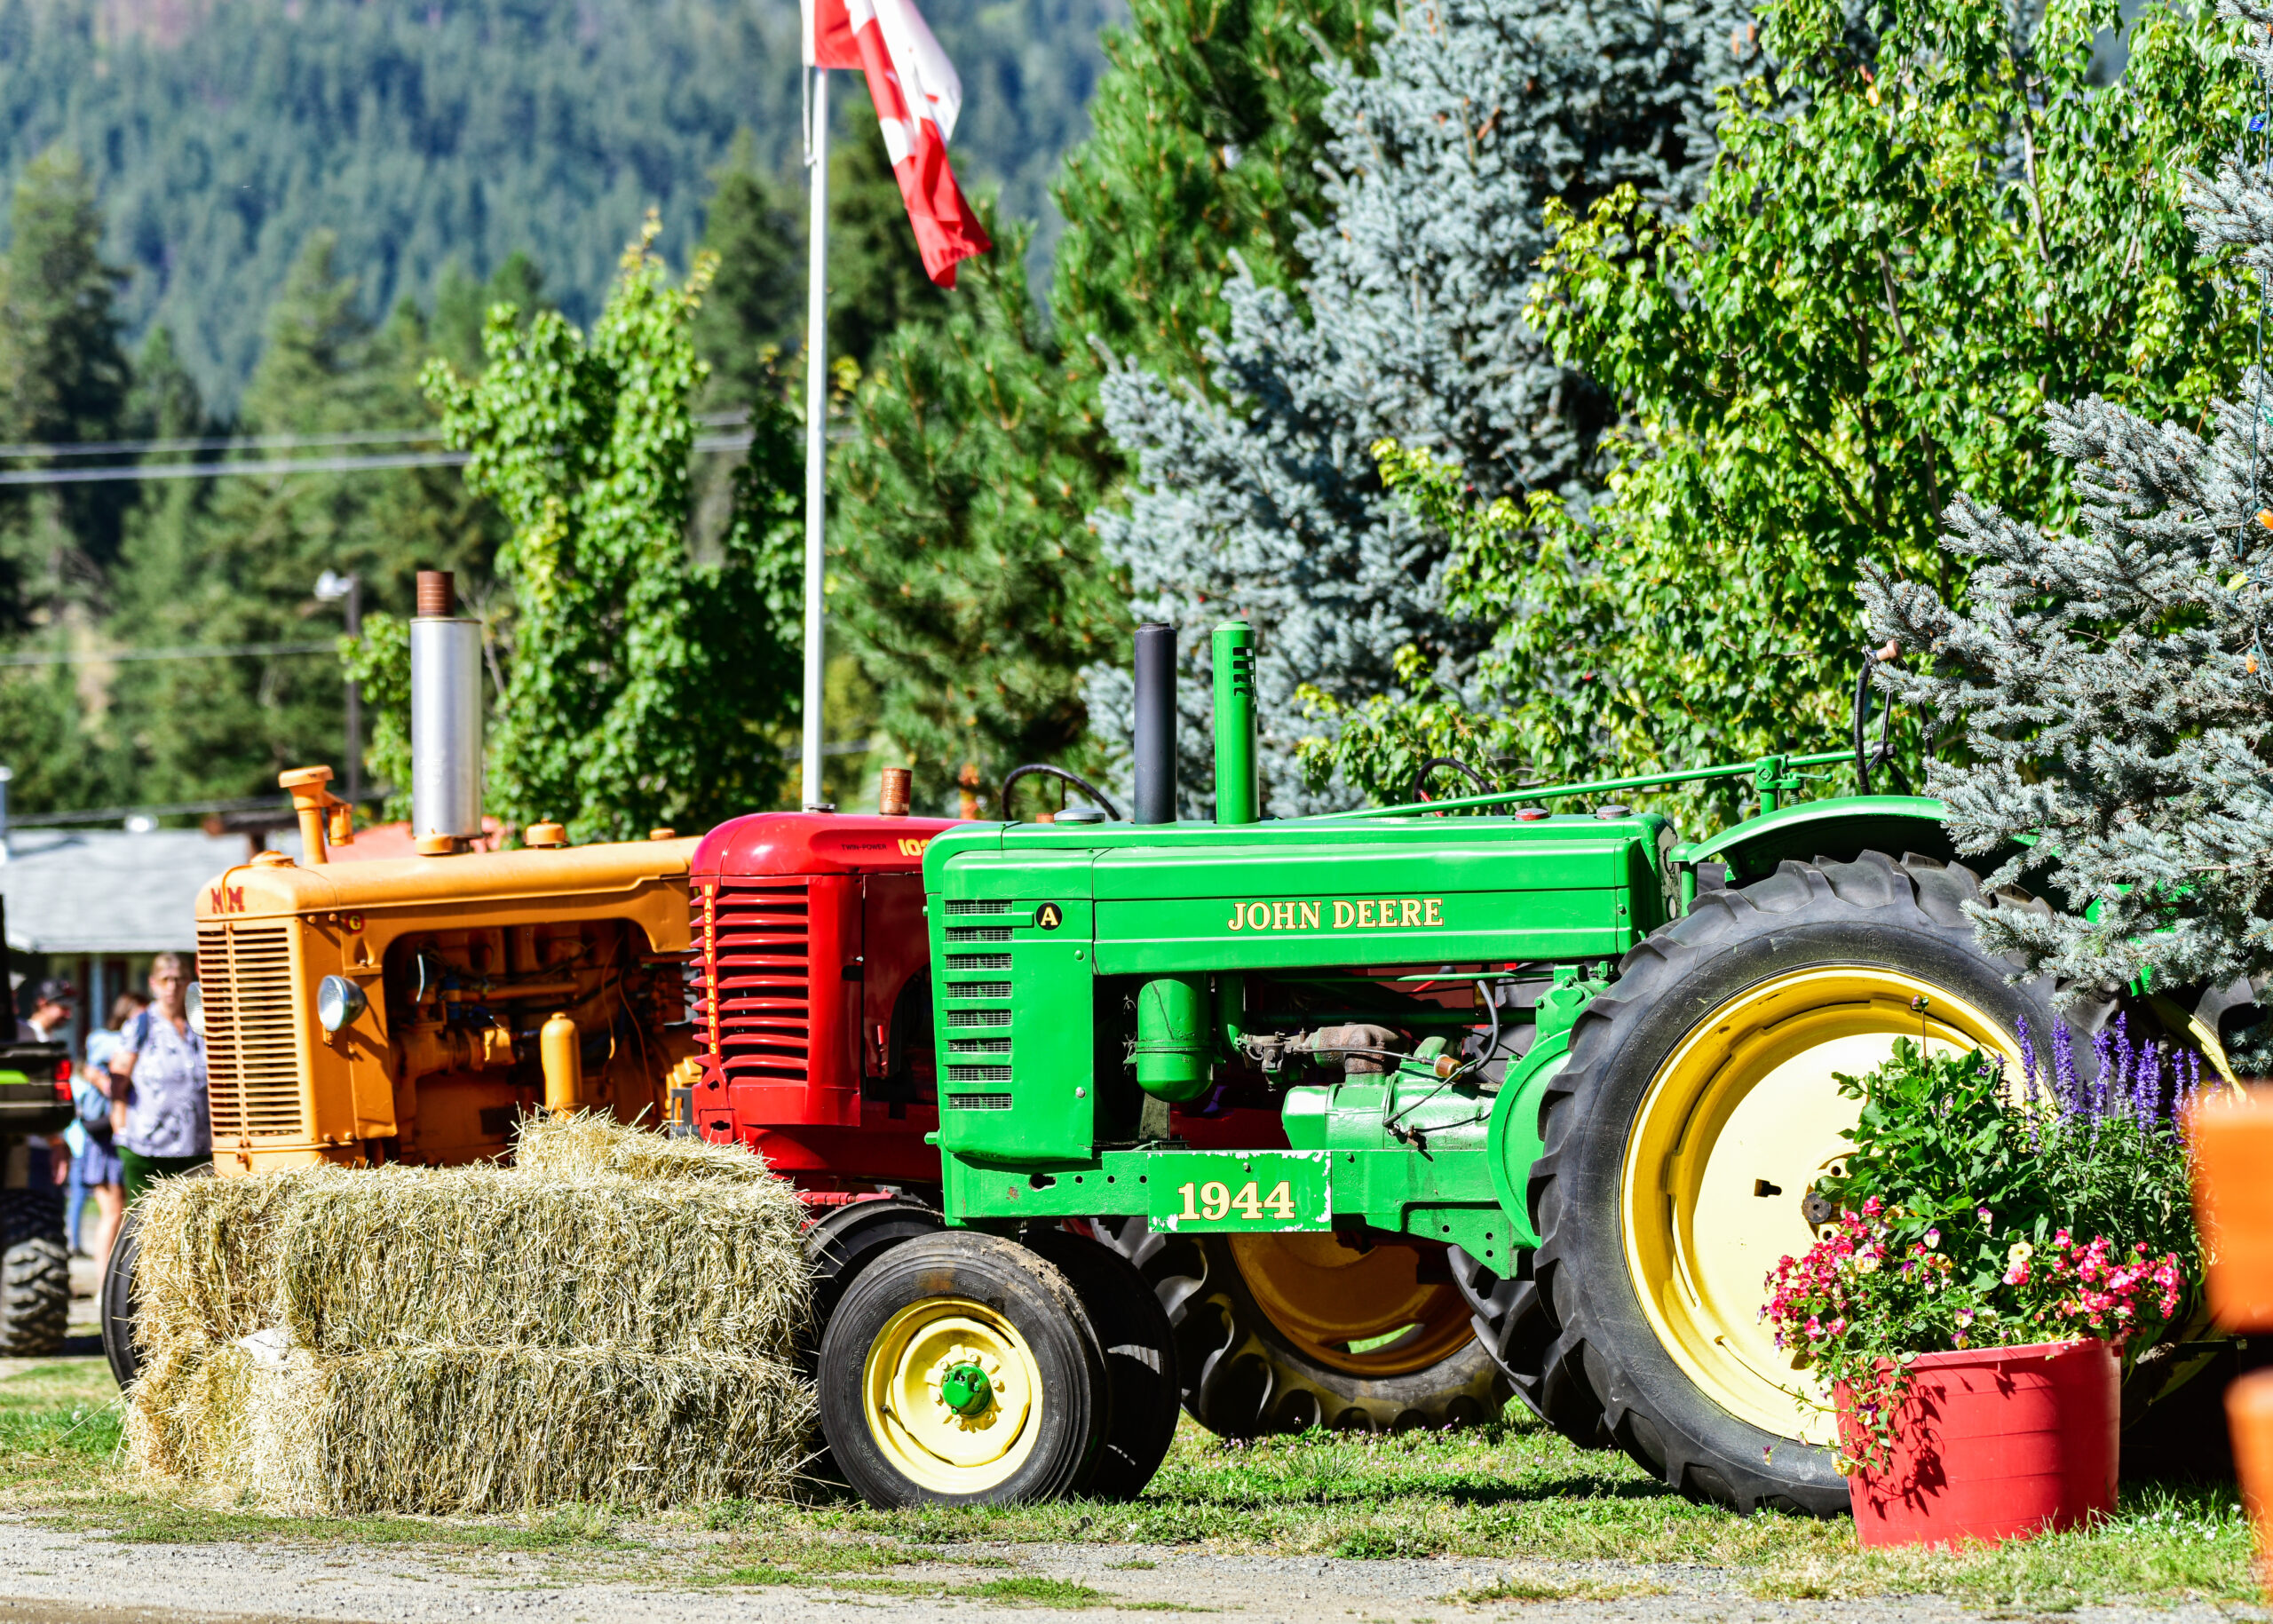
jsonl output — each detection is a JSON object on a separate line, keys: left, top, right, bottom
{"left": 0, "top": 828, "right": 253, "bottom": 955}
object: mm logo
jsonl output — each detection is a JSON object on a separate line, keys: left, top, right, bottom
{"left": 207, "top": 883, "right": 245, "bottom": 915}
{"left": 895, "top": 837, "right": 931, "bottom": 858}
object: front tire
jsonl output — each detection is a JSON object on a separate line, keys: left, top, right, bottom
{"left": 1509, "top": 852, "right": 2103, "bottom": 1514}
{"left": 818, "top": 1231, "right": 1107, "bottom": 1508}
{"left": 0, "top": 1188, "right": 68, "bottom": 1357}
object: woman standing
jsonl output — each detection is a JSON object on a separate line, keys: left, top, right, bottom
{"left": 107, "top": 955, "right": 209, "bottom": 1200}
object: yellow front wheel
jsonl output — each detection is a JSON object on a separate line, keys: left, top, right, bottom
{"left": 817, "top": 1231, "right": 1106, "bottom": 1508}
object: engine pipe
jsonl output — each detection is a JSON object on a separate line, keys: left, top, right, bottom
{"left": 409, "top": 569, "right": 484, "bottom": 854}
{"left": 1133, "top": 622, "right": 1176, "bottom": 824}
{"left": 1211, "top": 621, "right": 1257, "bottom": 825}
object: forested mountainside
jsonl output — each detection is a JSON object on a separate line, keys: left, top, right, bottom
{"left": 0, "top": 0, "right": 1113, "bottom": 410}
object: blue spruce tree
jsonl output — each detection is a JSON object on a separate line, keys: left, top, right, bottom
{"left": 1090, "top": 0, "right": 1747, "bottom": 814}
{"left": 1863, "top": 0, "right": 2273, "bottom": 1010}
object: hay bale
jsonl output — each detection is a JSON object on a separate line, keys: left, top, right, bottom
{"left": 273, "top": 1166, "right": 809, "bottom": 1354}
{"left": 129, "top": 1167, "right": 337, "bottom": 1361}
{"left": 124, "top": 1118, "right": 818, "bottom": 1514}
{"left": 513, "top": 1109, "right": 773, "bottom": 1184}
{"left": 251, "top": 1345, "right": 813, "bottom": 1514}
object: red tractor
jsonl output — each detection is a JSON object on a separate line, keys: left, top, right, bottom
{"left": 690, "top": 801, "right": 1509, "bottom": 1438}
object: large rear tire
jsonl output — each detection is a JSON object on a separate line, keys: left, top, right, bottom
{"left": 1501, "top": 852, "right": 2104, "bottom": 1514}
{"left": 818, "top": 1230, "right": 1107, "bottom": 1508}
{"left": 1093, "top": 1218, "right": 1509, "bottom": 1435}
{"left": 0, "top": 1188, "right": 68, "bottom": 1357}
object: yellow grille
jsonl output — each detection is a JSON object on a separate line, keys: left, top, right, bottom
{"left": 198, "top": 923, "right": 306, "bottom": 1140}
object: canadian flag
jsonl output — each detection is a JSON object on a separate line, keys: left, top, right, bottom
{"left": 804, "top": 0, "right": 993, "bottom": 288}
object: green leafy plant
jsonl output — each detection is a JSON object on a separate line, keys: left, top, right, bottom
{"left": 422, "top": 216, "right": 800, "bottom": 842}
{"left": 1763, "top": 1040, "right": 2194, "bottom": 1471}
{"left": 1303, "top": 0, "right": 2253, "bottom": 825}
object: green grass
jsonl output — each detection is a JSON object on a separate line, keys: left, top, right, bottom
{"left": 0, "top": 1355, "right": 2257, "bottom": 1609}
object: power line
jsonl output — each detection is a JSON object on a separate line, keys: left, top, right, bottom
{"left": 0, "top": 431, "right": 765, "bottom": 487}
{"left": 0, "top": 409, "right": 756, "bottom": 463}
{"left": 0, "top": 641, "right": 337, "bottom": 669}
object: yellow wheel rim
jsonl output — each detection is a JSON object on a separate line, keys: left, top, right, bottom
{"left": 1226, "top": 1232, "right": 1476, "bottom": 1377}
{"left": 861, "top": 1295, "right": 1042, "bottom": 1495}
{"left": 1620, "top": 966, "right": 2019, "bottom": 1446}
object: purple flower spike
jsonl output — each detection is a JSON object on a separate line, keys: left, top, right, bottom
{"left": 2017, "top": 1014, "right": 2039, "bottom": 1098}
{"left": 2054, "top": 1021, "right": 2079, "bottom": 1117}
{"left": 2092, "top": 1023, "right": 2114, "bottom": 1115}
{"left": 2114, "top": 1013, "right": 2134, "bottom": 1109}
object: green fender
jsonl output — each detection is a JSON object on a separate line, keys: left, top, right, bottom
{"left": 1676, "top": 794, "right": 1951, "bottom": 888}
{"left": 1485, "top": 1028, "right": 1569, "bottom": 1253}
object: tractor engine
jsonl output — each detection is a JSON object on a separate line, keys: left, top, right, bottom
{"left": 687, "top": 804, "right": 955, "bottom": 1192}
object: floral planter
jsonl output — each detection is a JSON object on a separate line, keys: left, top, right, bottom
{"left": 2189, "top": 1089, "right": 2273, "bottom": 1330}
{"left": 1839, "top": 1338, "right": 2119, "bottom": 1549}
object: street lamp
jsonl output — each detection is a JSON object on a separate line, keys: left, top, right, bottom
{"left": 314, "top": 572, "right": 362, "bottom": 807}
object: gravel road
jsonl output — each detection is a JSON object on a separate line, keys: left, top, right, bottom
{"left": 0, "top": 1518, "right": 2263, "bottom": 1624}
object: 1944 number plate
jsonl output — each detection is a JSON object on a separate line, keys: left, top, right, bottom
{"left": 1145, "top": 1151, "right": 1331, "bottom": 1232}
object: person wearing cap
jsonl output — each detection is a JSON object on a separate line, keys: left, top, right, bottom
{"left": 106, "top": 955, "right": 209, "bottom": 1201}
{"left": 15, "top": 978, "right": 75, "bottom": 1195}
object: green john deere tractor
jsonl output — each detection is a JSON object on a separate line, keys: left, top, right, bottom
{"left": 811, "top": 621, "right": 2134, "bottom": 1512}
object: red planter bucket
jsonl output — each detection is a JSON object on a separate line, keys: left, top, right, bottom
{"left": 1840, "top": 1337, "right": 2119, "bottom": 1549}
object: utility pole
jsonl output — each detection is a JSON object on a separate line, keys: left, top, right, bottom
{"left": 801, "top": 65, "right": 831, "bottom": 812}
{"left": 315, "top": 571, "right": 363, "bottom": 805}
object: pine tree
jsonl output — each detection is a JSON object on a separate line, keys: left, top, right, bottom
{"left": 828, "top": 0, "right": 1371, "bottom": 810}
{"left": 830, "top": 226, "right": 1122, "bottom": 808}
{"left": 106, "top": 234, "right": 494, "bottom": 803}
{"left": 1094, "top": 0, "right": 1746, "bottom": 816}
{"left": 1862, "top": 0, "right": 2273, "bottom": 999}
{"left": 0, "top": 145, "right": 134, "bottom": 622}
{"left": 692, "top": 133, "right": 802, "bottom": 409}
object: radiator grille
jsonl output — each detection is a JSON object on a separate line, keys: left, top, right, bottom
{"left": 946, "top": 925, "right": 1013, "bottom": 943}
{"left": 945, "top": 981, "right": 1011, "bottom": 1000}
{"left": 947, "top": 1092, "right": 1013, "bottom": 1110}
{"left": 199, "top": 923, "right": 305, "bottom": 1139}
{"left": 946, "top": 953, "right": 1011, "bottom": 971}
{"left": 947, "top": 1066, "right": 1014, "bottom": 1084}
{"left": 948, "top": 1037, "right": 1012, "bottom": 1055}
{"left": 702, "top": 879, "right": 812, "bottom": 1085}
{"left": 946, "top": 899, "right": 1011, "bottom": 915}
{"left": 946, "top": 1010, "right": 1010, "bottom": 1028}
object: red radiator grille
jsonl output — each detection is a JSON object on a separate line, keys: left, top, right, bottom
{"left": 702, "top": 878, "right": 812, "bottom": 1085}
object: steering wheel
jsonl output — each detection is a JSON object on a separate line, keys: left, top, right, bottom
{"left": 999, "top": 764, "right": 1125, "bottom": 822}
{"left": 1409, "top": 757, "right": 1493, "bottom": 806}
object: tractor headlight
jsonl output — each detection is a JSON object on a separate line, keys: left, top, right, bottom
{"left": 316, "top": 975, "right": 368, "bottom": 1034}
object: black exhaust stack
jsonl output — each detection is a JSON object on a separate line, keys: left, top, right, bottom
{"left": 1133, "top": 622, "right": 1176, "bottom": 824}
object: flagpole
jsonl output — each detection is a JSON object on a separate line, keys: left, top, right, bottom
{"left": 800, "top": 64, "right": 830, "bottom": 812}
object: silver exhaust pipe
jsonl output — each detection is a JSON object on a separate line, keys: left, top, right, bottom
{"left": 410, "top": 569, "right": 483, "bottom": 855}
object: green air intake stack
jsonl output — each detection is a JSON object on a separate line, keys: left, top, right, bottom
{"left": 1212, "top": 621, "right": 1258, "bottom": 825}
{"left": 1134, "top": 972, "right": 1213, "bottom": 1101}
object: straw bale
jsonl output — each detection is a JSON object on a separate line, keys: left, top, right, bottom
{"left": 272, "top": 1166, "right": 810, "bottom": 1354}
{"left": 513, "top": 1109, "right": 776, "bottom": 1184}
{"left": 124, "top": 1121, "right": 819, "bottom": 1514}
{"left": 129, "top": 1166, "right": 341, "bottom": 1362}
{"left": 251, "top": 1344, "right": 814, "bottom": 1514}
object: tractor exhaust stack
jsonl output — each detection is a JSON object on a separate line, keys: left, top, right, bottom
{"left": 1133, "top": 622, "right": 1176, "bottom": 824}
{"left": 1211, "top": 621, "right": 1257, "bottom": 825}
{"left": 410, "top": 569, "right": 484, "bottom": 855}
